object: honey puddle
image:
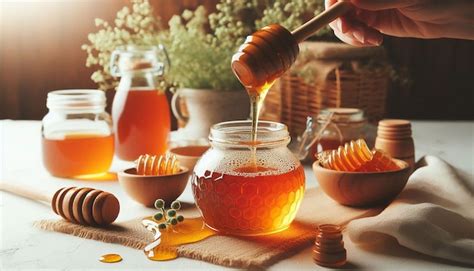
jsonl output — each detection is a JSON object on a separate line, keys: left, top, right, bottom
{"left": 99, "top": 253, "right": 122, "bottom": 263}
{"left": 142, "top": 217, "right": 216, "bottom": 261}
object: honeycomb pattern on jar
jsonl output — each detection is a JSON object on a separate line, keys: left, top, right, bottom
{"left": 192, "top": 166, "right": 305, "bottom": 236}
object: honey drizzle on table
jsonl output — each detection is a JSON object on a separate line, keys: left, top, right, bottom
{"left": 99, "top": 253, "right": 122, "bottom": 263}
{"left": 142, "top": 217, "right": 215, "bottom": 261}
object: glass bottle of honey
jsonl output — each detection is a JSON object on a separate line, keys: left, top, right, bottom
{"left": 110, "top": 45, "right": 171, "bottom": 161}
{"left": 42, "top": 90, "right": 114, "bottom": 178}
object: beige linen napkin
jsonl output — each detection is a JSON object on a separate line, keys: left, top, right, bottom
{"left": 347, "top": 156, "right": 474, "bottom": 265}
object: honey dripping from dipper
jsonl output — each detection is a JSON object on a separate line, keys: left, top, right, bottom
{"left": 231, "top": 2, "right": 352, "bottom": 158}
{"left": 231, "top": 24, "right": 298, "bottom": 166}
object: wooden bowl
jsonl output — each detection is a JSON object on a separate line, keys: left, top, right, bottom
{"left": 312, "top": 159, "right": 410, "bottom": 207}
{"left": 169, "top": 145, "right": 209, "bottom": 171}
{"left": 117, "top": 167, "right": 189, "bottom": 207}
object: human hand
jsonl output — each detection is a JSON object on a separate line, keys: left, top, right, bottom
{"left": 326, "top": 0, "right": 474, "bottom": 46}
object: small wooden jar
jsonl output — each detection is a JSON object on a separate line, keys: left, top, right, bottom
{"left": 375, "top": 119, "right": 415, "bottom": 170}
{"left": 312, "top": 224, "right": 347, "bottom": 268}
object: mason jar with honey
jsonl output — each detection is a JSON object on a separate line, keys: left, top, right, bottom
{"left": 192, "top": 120, "right": 305, "bottom": 236}
{"left": 41, "top": 90, "right": 114, "bottom": 178}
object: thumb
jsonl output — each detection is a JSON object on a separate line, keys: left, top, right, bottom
{"left": 350, "top": 0, "right": 415, "bottom": 11}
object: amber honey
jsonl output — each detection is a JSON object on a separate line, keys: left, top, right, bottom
{"left": 42, "top": 134, "right": 114, "bottom": 178}
{"left": 112, "top": 89, "right": 170, "bottom": 161}
{"left": 143, "top": 217, "right": 215, "bottom": 261}
{"left": 318, "top": 139, "right": 400, "bottom": 172}
{"left": 192, "top": 165, "right": 305, "bottom": 235}
{"left": 308, "top": 138, "right": 343, "bottom": 161}
{"left": 135, "top": 154, "right": 180, "bottom": 175}
{"left": 99, "top": 253, "right": 122, "bottom": 263}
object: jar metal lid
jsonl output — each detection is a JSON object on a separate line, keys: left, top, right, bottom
{"left": 46, "top": 89, "right": 106, "bottom": 110}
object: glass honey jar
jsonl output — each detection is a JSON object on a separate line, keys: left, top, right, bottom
{"left": 192, "top": 120, "right": 305, "bottom": 236}
{"left": 291, "top": 108, "right": 372, "bottom": 161}
{"left": 41, "top": 90, "right": 114, "bottom": 178}
{"left": 316, "top": 108, "right": 368, "bottom": 151}
{"left": 110, "top": 45, "right": 171, "bottom": 161}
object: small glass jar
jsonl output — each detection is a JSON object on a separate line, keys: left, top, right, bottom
{"left": 307, "top": 108, "right": 369, "bottom": 160}
{"left": 192, "top": 120, "right": 305, "bottom": 236}
{"left": 318, "top": 108, "right": 367, "bottom": 149}
{"left": 110, "top": 45, "right": 171, "bottom": 161}
{"left": 41, "top": 90, "right": 114, "bottom": 178}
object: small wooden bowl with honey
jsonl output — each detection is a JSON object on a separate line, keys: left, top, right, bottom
{"left": 313, "top": 139, "right": 411, "bottom": 207}
{"left": 118, "top": 154, "right": 189, "bottom": 207}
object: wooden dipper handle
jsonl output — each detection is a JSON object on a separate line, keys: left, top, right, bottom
{"left": 291, "top": 1, "right": 352, "bottom": 43}
{"left": 0, "top": 183, "right": 119, "bottom": 227}
{"left": 0, "top": 182, "right": 52, "bottom": 203}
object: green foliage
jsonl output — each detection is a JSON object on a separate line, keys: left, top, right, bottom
{"left": 153, "top": 199, "right": 184, "bottom": 231}
{"left": 166, "top": 209, "right": 177, "bottom": 217}
{"left": 162, "top": 6, "right": 242, "bottom": 90}
{"left": 256, "top": 0, "right": 334, "bottom": 39}
{"left": 170, "top": 200, "right": 181, "bottom": 210}
{"left": 82, "top": 0, "right": 164, "bottom": 90}
{"left": 154, "top": 199, "right": 165, "bottom": 209}
{"left": 158, "top": 223, "right": 167, "bottom": 230}
{"left": 82, "top": 0, "right": 337, "bottom": 91}
{"left": 153, "top": 212, "right": 164, "bottom": 221}
{"left": 170, "top": 218, "right": 178, "bottom": 225}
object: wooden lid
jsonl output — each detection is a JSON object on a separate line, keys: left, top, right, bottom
{"left": 378, "top": 119, "right": 411, "bottom": 128}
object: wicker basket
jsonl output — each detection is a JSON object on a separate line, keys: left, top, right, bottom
{"left": 261, "top": 42, "right": 391, "bottom": 136}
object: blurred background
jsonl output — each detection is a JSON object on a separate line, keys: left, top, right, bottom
{"left": 1, "top": 0, "right": 473, "bottom": 123}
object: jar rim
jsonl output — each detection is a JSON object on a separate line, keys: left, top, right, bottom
{"left": 209, "top": 120, "right": 290, "bottom": 147}
{"left": 114, "top": 45, "right": 162, "bottom": 54}
{"left": 110, "top": 44, "right": 168, "bottom": 77}
{"left": 47, "top": 89, "right": 106, "bottom": 111}
{"left": 318, "top": 108, "right": 366, "bottom": 124}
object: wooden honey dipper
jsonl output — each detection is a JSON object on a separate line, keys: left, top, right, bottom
{"left": 0, "top": 182, "right": 120, "bottom": 227}
{"left": 231, "top": 1, "right": 352, "bottom": 88}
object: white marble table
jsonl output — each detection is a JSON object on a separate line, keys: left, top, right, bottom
{"left": 1, "top": 120, "right": 472, "bottom": 270}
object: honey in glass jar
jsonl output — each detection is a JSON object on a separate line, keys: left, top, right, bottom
{"left": 305, "top": 108, "right": 371, "bottom": 161}
{"left": 110, "top": 45, "right": 171, "bottom": 161}
{"left": 41, "top": 90, "right": 114, "bottom": 178}
{"left": 192, "top": 120, "right": 305, "bottom": 236}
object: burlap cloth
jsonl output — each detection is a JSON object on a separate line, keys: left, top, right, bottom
{"left": 34, "top": 188, "right": 380, "bottom": 268}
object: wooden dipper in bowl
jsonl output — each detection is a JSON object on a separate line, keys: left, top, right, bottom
{"left": 0, "top": 183, "right": 120, "bottom": 227}
{"left": 231, "top": 1, "right": 352, "bottom": 88}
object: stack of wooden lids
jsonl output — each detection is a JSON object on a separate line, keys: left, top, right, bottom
{"left": 375, "top": 119, "right": 415, "bottom": 169}
{"left": 312, "top": 224, "right": 347, "bottom": 268}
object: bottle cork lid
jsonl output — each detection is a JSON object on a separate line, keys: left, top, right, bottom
{"left": 378, "top": 119, "right": 411, "bottom": 128}
{"left": 377, "top": 119, "right": 413, "bottom": 140}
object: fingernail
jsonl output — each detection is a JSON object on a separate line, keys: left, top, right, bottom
{"left": 353, "top": 31, "right": 365, "bottom": 43}
{"left": 367, "top": 37, "right": 382, "bottom": 46}
{"left": 337, "top": 20, "right": 346, "bottom": 33}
